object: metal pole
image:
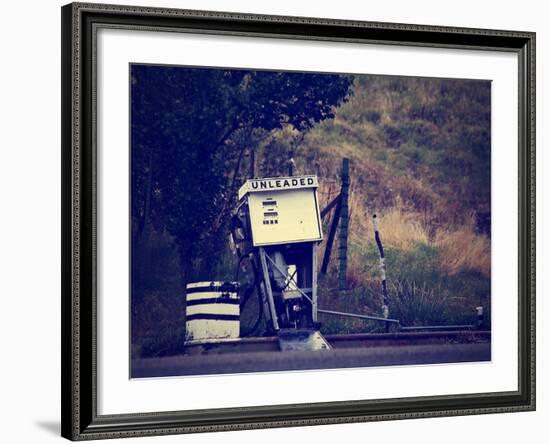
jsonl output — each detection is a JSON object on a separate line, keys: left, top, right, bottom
{"left": 249, "top": 147, "right": 255, "bottom": 178}
{"left": 400, "top": 325, "right": 475, "bottom": 332}
{"left": 338, "top": 158, "right": 350, "bottom": 290}
{"left": 476, "top": 306, "right": 484, "bottom": 328}
{"left": 288, "top": 157, "right": 296, "bottom": 176}
{"left": 318, "top": 308, "right": 400, "bottom": 324}
{"left": 312, "top": 243, "right": 318, "bottom": 323}
{"left": 258, "top": 248, "right": 280, "bottom": 331}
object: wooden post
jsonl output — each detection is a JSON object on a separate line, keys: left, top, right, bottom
{"left": 320, "top": 197, "right": 341, "bottom": 275}
{"left": 338, "top": 158, "right": 350, "bottom": 290}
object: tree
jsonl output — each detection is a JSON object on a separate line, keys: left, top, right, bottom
{"left": 131, "top": 65, "right": 352, "bottom": 281}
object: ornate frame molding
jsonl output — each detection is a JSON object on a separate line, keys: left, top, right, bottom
{"left": 61, "top": 3, "right": 535, "bottom": 440}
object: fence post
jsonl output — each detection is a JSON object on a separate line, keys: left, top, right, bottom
{"left": 320, "top": 196, "right": 341, "bottom": 275}
{"left": 338, "top": 158, "right": 350, "bottom": 290}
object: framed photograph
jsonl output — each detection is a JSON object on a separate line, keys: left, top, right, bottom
{"left": 61, "top": 2, "right": 535, "bottom": 440}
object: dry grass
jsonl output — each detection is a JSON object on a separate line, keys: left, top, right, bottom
{"left": 347, "top": 197, "right": 491, "bottom": 278}
{"left": 348, "top": 201, "right": 429, "bottom": 251}
{"left": 435, "top": 214, "right": 491, "bottom": 277}
{"left": 370, "top": 207, "right": 429, "bottom": 250}
{"left": 316, "top": 157, "right": 491, "bottom": 280}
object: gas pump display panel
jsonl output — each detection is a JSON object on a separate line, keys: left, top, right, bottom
{"left": 240, "top": 176, "right": 323, "bottom": 246}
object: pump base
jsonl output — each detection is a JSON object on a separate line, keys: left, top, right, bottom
{"left": 277, "top": 329, "right": 332, "bottom": 351}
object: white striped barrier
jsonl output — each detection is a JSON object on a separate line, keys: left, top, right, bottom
{"left": 185, "top": 281, "right": 240, "bottom": 343}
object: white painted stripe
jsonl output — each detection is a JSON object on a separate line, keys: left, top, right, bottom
{"left": 379, "top": 258, "right": 386, "bottom": 280}
{"left": 186, "top": 281, "right": 237, "bottom": 289}
{"left": 186, "top": 319, "right": 239, "bottom": 325}
{"left": 185, "top": 291, "right": 238, "bottom": 301}
{"left": 186, "top": 304, "right": 240, "bottom": 316}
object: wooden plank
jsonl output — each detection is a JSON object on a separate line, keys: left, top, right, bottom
{"left": 321, "top": 193, "right": 341, "bottom": 219}
{"left": 320, "top": 196, "right": 341, "bottom": 274}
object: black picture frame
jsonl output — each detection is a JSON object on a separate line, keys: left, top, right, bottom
{"left": 61, "top": 2, "right": 536, "bottom": 440}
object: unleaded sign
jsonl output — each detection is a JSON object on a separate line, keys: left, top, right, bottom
{"left": 238, "top": 175, "right": 318, "bottom": 200}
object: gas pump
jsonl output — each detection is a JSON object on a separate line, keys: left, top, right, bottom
{"left": 231, "top": 175, "right": 331, "bottom": 350}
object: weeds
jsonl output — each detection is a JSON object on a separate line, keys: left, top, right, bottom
{"left": 388, "top": 279, "right": 475, "bottom": 327}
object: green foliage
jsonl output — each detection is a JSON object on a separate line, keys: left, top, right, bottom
{"left": 132, "top": 65, "right": 353, "bottom": 283}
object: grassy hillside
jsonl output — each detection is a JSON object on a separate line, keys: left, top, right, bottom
{"left": 293, "top": 75, "right": 491, "bottom": 333}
